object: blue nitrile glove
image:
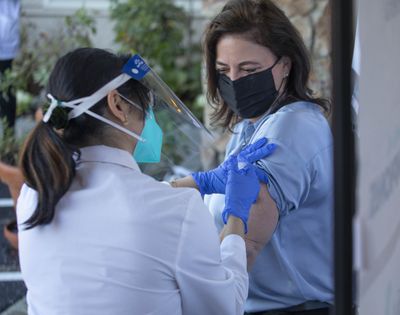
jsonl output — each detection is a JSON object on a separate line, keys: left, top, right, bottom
{"left": 191, "top": 137, "right": 276, "bottom": 195}
{"left": 222, "top": 155, "right": 262, "bottom": 233}
{"left": 191, "top": 162, "right": 226, "bottom": 196}
{"left": 237, "top": 138, "right": 276, "bottom": 184}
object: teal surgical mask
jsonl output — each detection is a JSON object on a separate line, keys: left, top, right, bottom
{"left": 133, "top": 108, "right": 163, "bottom": 163}
{"left": 117, "top": 93, "right": 163, "bottom": 163}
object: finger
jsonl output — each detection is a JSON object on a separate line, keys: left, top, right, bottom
{"left": 255, "top": 167, "right": 269, "bottom": 184}
{"left": 245, "top": 143, "right": 276, "bottom": 162}
{"left": 238, "top": 138, "right": 268, "bottom": 160}
{"left": 241, "top": 137, "right": 268, "bottom": 155}
{"left": 267, "top": 143, "right": 276, "bottom": 151}
{"left": 226, "top": 155, "right": 239, "bottom": 172}
{"left": 249, "top": 137, "right": 268, "bottom": 150}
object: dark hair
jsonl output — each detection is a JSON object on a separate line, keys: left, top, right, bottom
{"left": 203, "top": 0, "right": 330, "bottom": 129}
{"left": 20, "top": 47, "right": 150, "bottom": 229}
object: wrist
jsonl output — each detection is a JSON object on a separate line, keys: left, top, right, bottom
{"left": 222, "top": 208, "right": 248, "bottom": 234}
{"left": 225, "top": 215, "right": 246, "bottom": 236}
{"left": 170, "top": 176, "right": 200, "bottom": 190}
{"left": 191, "top": 172, "right": 207, "bottom": 195}
{"left": 170, "top": 179, "right": 179, "bottom": 188}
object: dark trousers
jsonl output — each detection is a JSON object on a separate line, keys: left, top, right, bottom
{"left": 245, "top": 308, "right": 330, "bottom": 315}
{"left": 245, "top": 304, "right": 358, "bottom": 315}
{"left": 244, "top": 302, "right": 333, "bottom": 315}
{"left": 0, "top": 59, "right": 17, "bottom": 131}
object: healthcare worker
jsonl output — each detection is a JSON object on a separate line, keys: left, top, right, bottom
{"left": 16, "top": 47, "right": 275, "bottom": 315}
{"left": 174, "top": 1, "right": 334, "bottom": 314}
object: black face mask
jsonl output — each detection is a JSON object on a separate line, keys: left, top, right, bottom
{"left": 217, "top": 59, "right": 280, "bottom": 118}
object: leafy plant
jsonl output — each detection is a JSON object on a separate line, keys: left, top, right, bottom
{"left": 0, "top": 8, "right": 97, "bottom": 163}
{"left": 0, "top": 120, "right": 22, "bottom": 165}
{"left": 0, "top": 8, "right": 96, "bottom": 112}
{"left": 110, "top": 0, "right": 203, "bottom": 120}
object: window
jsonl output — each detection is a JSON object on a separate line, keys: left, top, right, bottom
{"left": 43, "top": 0, "right": 111, "bottom": 10}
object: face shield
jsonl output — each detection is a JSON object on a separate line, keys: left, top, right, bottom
{"left": 121, "top": 55, "right": 214, "bottom": 180}
{"left": 45, "top": 54, "right": 213, "bottom": 181}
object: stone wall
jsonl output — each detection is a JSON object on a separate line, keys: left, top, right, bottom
{"left": 277, "top": 0, "right": 331, "bottom": 99}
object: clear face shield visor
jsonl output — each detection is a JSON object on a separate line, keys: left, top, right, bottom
{"left": 47, "top": 55, "right": 213, "bottom": 180}
{"left": 123, "top": 55, "right": 214, "bottom": 180}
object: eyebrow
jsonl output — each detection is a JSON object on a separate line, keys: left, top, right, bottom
{"left": 216, "top": 61, "right": 262, "bottom": 67}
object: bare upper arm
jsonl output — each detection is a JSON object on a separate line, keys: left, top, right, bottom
{"left": 245, "top": 183, "right": 279, "bottom": 270}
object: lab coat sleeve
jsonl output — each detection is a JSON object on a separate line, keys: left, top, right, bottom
{"left": 175, "top": 192, "right": 248, "bottom": 315}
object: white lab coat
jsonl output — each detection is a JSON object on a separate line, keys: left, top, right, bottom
{"left": 17, "top": 145, "right": 248, "bottom": 315}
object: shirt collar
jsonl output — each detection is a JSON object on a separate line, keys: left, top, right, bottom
{"left": 241, "top": 110, "right": 271, "bottom": 144}
{"left": 77, "top": 145, "right": 141, "bottom": 172}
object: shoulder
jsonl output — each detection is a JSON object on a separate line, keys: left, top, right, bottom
{"left": 254, "top": 102, "right": 332, "bottom": 159}
{"left": 150, "top": 179, "right": 203, "bottom": 206}
{"left": 135, "top": 176, "right": 208, "bottom": 218}
{"left": 266, "top": 102, "right": 330, "bottom": 136}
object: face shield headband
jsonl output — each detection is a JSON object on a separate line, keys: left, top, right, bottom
{"left": 43, "top": 54, "right": 213, "bottom": 168}
{"left": 43, "top": 54, "right": 211, "bottom": 141}
{"left": 43, "top": 73, "right": 146, "bottom": 142}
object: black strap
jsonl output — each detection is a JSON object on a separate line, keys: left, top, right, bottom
{"left": 244, "top": 301, "right": 332, "bottom": 315}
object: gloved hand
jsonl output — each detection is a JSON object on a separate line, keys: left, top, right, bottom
{"left": 222, "top": 155, "right": 261, "bottom": 233}
{"left": 191, "top": 137, "right": 276, "bottom": 195}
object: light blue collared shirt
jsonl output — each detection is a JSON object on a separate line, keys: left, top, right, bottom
{"left": 206, "top": 101, "right": 334, "bottom": 312}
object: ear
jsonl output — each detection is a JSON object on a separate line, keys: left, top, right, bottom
{"left": 106, "top": 90, "right": 127, "bottom": 124}
{"left": 281, "top": 56, "right": 292, "bottom": 76}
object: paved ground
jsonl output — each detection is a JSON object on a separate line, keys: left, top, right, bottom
{"left": 0, "top": 297, "right": 26, "bottom": 315}
{"left": 0, "top": 183, "right": 27, "bottom": 313}
{"left": 0, "top": 117, "right": 33, "bottom": 313}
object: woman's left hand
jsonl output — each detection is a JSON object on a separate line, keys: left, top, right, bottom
{"left": 191, "top": 137, "right": 276, "bottom": 195}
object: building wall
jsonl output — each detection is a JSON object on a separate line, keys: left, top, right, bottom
{"left": 20, "top": 0, "right": 206, "bottom": 51}
{"left": 21, "top": 0, "right": 117, "bottom": 49}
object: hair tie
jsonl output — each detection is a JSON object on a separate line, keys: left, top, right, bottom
{"left": 43, "top": 94, "right": 62, "bottom": 123}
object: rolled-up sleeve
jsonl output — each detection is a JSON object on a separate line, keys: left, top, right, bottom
{"left": 250, "top": 110, "right": 321, "bottom": 217}
{"left": 257, "top": 140, "right": 311, "bottom": 217}
{"left": 175, "top": 193, "right": 248, "bottom": 315}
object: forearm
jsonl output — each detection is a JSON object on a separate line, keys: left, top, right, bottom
{"left": 170, "top": 175, "right": 199, "bottom": 190}
{"left": 220, "top": 216, "right": 245, "bottom": 241}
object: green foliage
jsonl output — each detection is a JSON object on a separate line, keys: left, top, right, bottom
{"left": 0, "top": 8, "right": 96, "bottom": 163}
{"left": 15, "top": 90, "right": 34, "bottom": 116}
{"left": 0, "top": 119, "right": 22, "bottom": 165}
{"left": 0, "top": 8, "right": 96, "bottom": 109}
{"left": 110, "top": 0, "right": 203, "bottom": 120}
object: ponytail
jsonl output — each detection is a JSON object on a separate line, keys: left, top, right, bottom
{"left": 19, "top": 122, "right": 76, "bottom": 229}
{"left": 18, "top": 47, "right": 151, "bottom": 229}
